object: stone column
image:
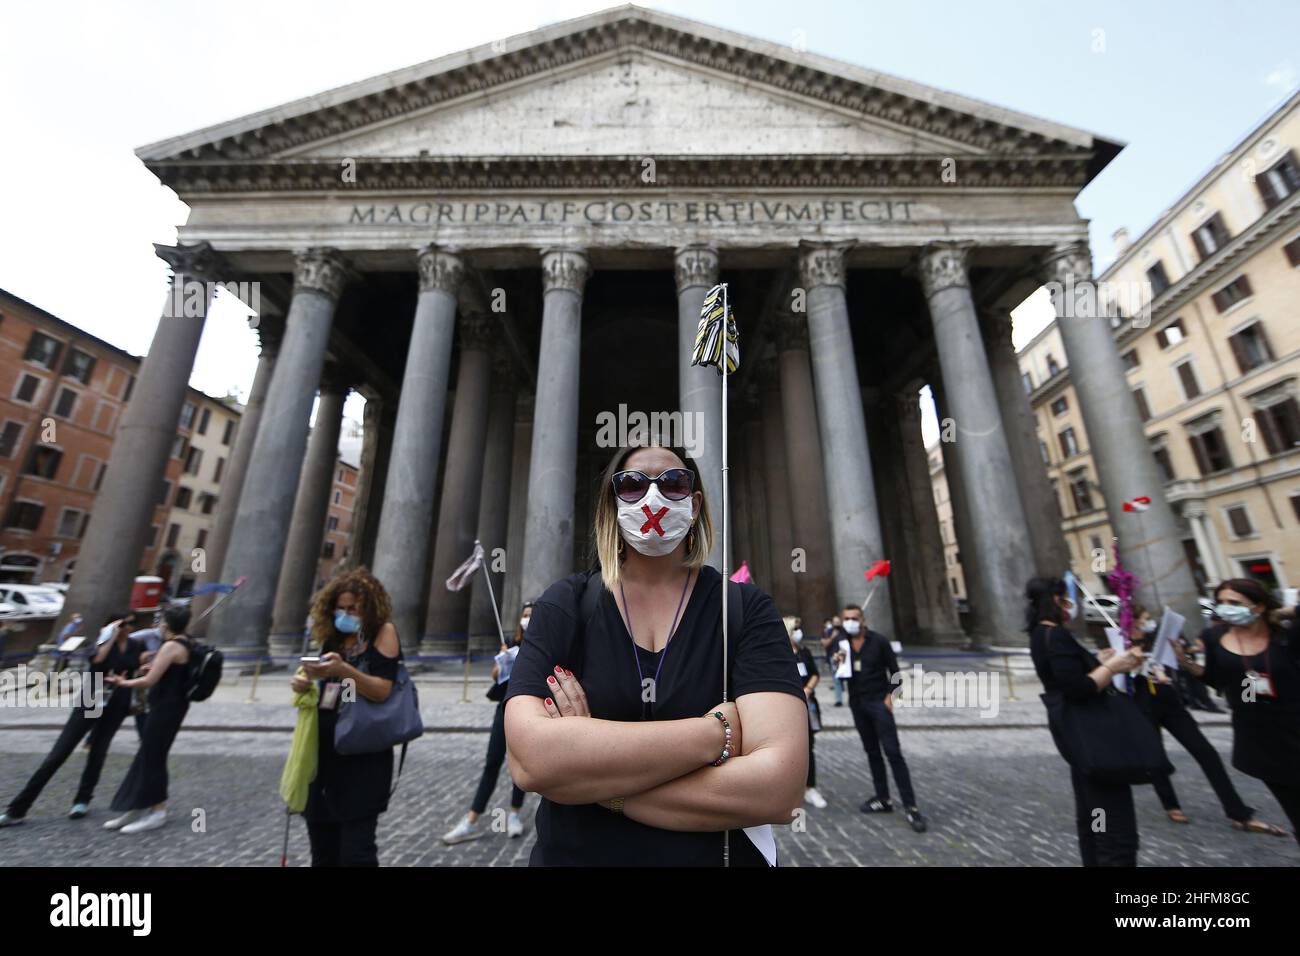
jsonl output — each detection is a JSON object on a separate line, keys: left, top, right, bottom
{"left": 190, "top": 325, "right": 280, "bottom": 635}
{"left": 343, "top": 393, "right": 381, "bottom": 571}
{"left": 370, "top": 247, "right": 463, "bottom": 648}
{"left": 501, "top": 393, "right": 534, "bottom": 618}
{"left": 268, "top": 370, "right": 350, "bottom": 654}
{"left": 755, "top": 361, "right": 797, "bottom": 613}
{"left": 931, "top": 375, "right": 993, "bottom": 645}
{"left": 1044, "top": 242, "right": 1204, "bottom": 627}
{"left": 772, "top": 303, "right": 839, "bottom": 626}
{"left": 1183, "top": 503, "right": 1223, "bottom": 583}
{"left": 209, "top": 248, "right": 352, "bottom": 653}
{"left": 423, "top": 313, "right": 496, "bottom": 656}
{"left": 981, "top": 309, "right": 1071, "bottom": 577}
{"left": 866, "top": 389, "right": 921, "bottom": 641}
{"left": 797, "top": 241, "right": 891, "bottom": 626}
{"left": 55, "top": 242, "right": 225, "bottom": 640}
{"left": 468, "top": 354, "right": 518, "bottom": 651}
{"left": 519, "top": 249, "right": 589, "bottom": 604}
{"left": 918, "top": 242, "right": 1034, "bottom": 643}
{"left": 675, "top": 244, "right": 728, "bottom": 568}
{"left": 357, "top": 402, "right": 396, "bottom": 569}
{"left": 897, "top": 389, "right": 966, "bottom": 644}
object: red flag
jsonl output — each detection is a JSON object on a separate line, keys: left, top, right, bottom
{"left": 729, "top": 560, "right": 751, "bottom": 584}
{"left": 1123, "top": 496, "right": 1152, "bottom": 513}
{"left": 865, "top": 560, "right": 891, "bottom": 581}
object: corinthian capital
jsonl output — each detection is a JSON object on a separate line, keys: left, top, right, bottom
{"left": 916, "top": 242, "right": 973, "bottom": 298}
{"left": 417, "top": 246, "right": 464, "bottom": 295}
{"left": 674, "top": 244, "right": 719, "bottom": 294}
{"left": 293, "top": 248, "right": 352, "bottom": 302}
{"left": 541, "top": 248, "right": 590, "bottom": 294}
{"left": 1040, "top": 241, "right": 1093, "bottom": 286}
{"left": 155, "top": 241, "right": 226, "bottom": 282}
{"left": 797, "top": 240, "right": 855, "bottom": 290}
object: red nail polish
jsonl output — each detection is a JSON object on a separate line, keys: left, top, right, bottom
{"left": 545, "top": 698, "right": 553, "bottom": 706}
{"left": 554, "top": 665, "right": 563, "bottom": 673}
{"left": 547, "top": 676, "right": 556, "bottom": 684}
{"left": 564, "top": 669, "right": 572, "bottom": 678}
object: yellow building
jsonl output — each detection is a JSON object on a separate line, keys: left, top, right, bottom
{"left": 1018, "top": 88, "right": 1300, "bottom": 598}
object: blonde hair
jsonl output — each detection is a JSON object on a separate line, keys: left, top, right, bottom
{"left": 592, "top": 444, "right": 714, "bottom": 592}
{"left": 782, "top": 616, "right": 799, "bottom": 639}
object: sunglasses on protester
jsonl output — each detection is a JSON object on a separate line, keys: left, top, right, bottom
{"left": 611, "top": 468, "right": 696, "bottom": 503}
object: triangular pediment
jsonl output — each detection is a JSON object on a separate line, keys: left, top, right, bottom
{"left": 283, "top": 50, "right": 978, "bottom": 159}
{"left": 138, "top": 4, "right": 1121, "bottom": 188}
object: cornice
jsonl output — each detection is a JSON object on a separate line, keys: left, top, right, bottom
{"left": 145, "top": 153, "right": 1093, "bottom": 194}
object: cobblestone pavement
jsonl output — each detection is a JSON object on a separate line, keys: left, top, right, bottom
{"left": 2, "top": 690, "right": 1295, "bottom": 867}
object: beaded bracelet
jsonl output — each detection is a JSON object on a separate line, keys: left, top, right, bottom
{"left": 710, "top": 710, "right": 734, "bottom": 766}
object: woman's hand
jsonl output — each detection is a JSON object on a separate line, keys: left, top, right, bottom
{"left": 1098, "top": 648, "right": 1116, "bottom": 662}
{"left": 290, "top": 670, "right": 311, "bottom": 695}
{"left": 543, "top": 666, "right": 589, "bottom": 717}
{"left": 303, "top": 652, "right": 346, "bottom": 680}
{"left": 1106, "top": 647, "right": 1145, "bottom": 674}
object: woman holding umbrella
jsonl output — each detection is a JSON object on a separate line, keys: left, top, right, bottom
{"left": 504, "top": 443, "right": 807, "bottom": 866}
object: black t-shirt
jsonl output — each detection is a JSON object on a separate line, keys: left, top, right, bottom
{"left": 842, "top": 629, "right": 899, "bottom": 700}
{"left": 90, "top": 637, "right": 144, "bottom": 716}
{"left": 504, "top": 565, "right": 804, "bottom": 866}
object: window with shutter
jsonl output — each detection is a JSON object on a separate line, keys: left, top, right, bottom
{"left": 1133, "top": 388, "right": 1152, "bottom": 421}
{"left": 1176, "top": 361, "right": 1200, "bottom": 399}
{"left": 1226, "top": 506, "right": 1253, "bottom": 537}
{"left": 1189, "top": 435, "right": 1212, "bottom": 475}
{"left": 1286, "top": 235, "right": 1300, "bottom": 267}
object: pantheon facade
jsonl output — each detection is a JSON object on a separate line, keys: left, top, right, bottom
{"left": 58, "top": 6, "right": 1204, "bottom": 656}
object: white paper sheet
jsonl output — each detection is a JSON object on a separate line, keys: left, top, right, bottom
{"left": 1103, "top": 627, "right": 1128, "bottom": 691}
{"left": 834, "top": 639, "right": 851, "bottom": 680}
{"left": 1153, "top": 606, "right": 1184, "bottom": 671}
{"left": 743, "top": 824, "right": 777, "bottom": 866}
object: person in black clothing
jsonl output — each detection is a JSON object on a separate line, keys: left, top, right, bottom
{"left": 0, "top": 614, "right": 141, "bottom": 827}
{"left": 442, "top": 602, "right": 533, "bottom": 844}
{"left": 290, "top": 567, "right": 402, "bottom": 867}
{"left": 1027, "top": 576, "right": 1146, "bottom": 866}
{"left": 786, "top": 615, "right": 827, "bottom": 809}
{"left": 833, "top": 603, "right": 927, "bottom": 832}
{"left": 103, "top": 604, "right": 193, "bottom": 835}
{"left": 1127, "top": 604, "right": 1284, "bottom": 834}
{"left": 1178, "top": 579, "right": 1300, "bottom": 845}
{"left": 821, "top": 615, "right": 845, "bottom": 706}
{"left": 504, "top": 443, "right": 807, "bottom": 866}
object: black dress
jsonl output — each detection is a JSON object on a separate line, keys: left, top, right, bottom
{"left": 305, "top": 641, "right": 399, "bottom": 824}
{"left": 110, "top": 640, "right": 191, "bottom": 811}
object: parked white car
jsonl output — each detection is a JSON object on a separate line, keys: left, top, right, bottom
{"left": 1082, "top": 594, "right": 1121, "bottom": 625}
{"left": 0, "top": 585, "right": 64, "bottom": 617}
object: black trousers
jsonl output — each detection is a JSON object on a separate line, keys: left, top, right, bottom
{"left": 1264, "top": 781, "right": 1300, "bottom": 846}
{"left": 471, "top": 700, "right": 526, "bottom": 816}
{"left": 849, "top": 696, "right": 916, "bottom": 806}
{"left": 1146, "top": 706, "right": 1252, "bottom": 821}
{"left": 807, "top": 725, "right": 817, "bottom": 788}
{"left": 1069, "top": 767, "right": 1139, "bottom": 866}
{"left": 7, "top": 702, "right": 128, "bottom": 817}
{"left": 306, "top": 814, "right": 380, "bottom": 866}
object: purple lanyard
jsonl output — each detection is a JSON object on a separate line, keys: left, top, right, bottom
{"left": 619, "top": 569, "right": 694, "bottom": 718}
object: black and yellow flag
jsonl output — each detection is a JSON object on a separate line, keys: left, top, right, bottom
{"left": 690, "top": 282, "right": 739, "bottom": 374}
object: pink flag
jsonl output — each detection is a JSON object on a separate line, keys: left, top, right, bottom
{"left": 730, "top": 561, "right": 751, "bottom": 584}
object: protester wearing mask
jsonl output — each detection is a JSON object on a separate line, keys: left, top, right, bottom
{"left": 1178, "top": 579, "right": 1300, "bottom": 844}
{"left": 834, "top": 603, "right": 927, "bottom": 832}
{"left": 103, "top": 604, "right": 194, "bottom": 834}
{"left": 1128, "top": 604, "right": 1283, "bottom": 834}
{"left": 1027, "top": 577, "right": 1146, "bottom": 866}
{"left": 785, "top": 615, "right": 826, "bottom": 809}
{"left": 0, "top": 614, "right": 141, "bottom": 827}
{"left": 443, "top": 602, "right": 533, "bottom": 845}
{"left": 290, "top": 567, "right": 401, "bottom": 866}
{"left": 504, "top": 443, "right": 807, "bottom": 866}
{"left": 820, "top": 616, "right": 845, "bottom": 706}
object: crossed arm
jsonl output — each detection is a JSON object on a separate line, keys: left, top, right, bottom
{"left": 505, "top": 678, "right": 807, "bottom": 831}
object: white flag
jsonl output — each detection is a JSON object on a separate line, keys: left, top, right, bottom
{"left": 445, "top": 542, "right": 485, "bottom": 592}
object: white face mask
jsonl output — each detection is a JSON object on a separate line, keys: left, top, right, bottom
{"left": 520, "top": 617, "right": 530, "bottom": 630}
{"left": 617, "top": 484, "right": 694, "bottom": 557}
{"left": 1061, "top": 601, "right": 1078, "bottom": 622}
{"left": 1140, "top": 619, "right": 1158, "bottom": 634}
{"left": 843, "top": 619, "right": 861, "bottom": 636}
{"left": 791, "top": 629, "right": 803, "bottom": 643}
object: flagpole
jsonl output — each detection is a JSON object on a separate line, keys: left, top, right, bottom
{"left": 721, "top": 282, "right": 730, "bottom": 870}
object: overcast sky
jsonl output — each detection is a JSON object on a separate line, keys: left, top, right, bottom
{"left": 1, "top": 0, "right": 1295, "bottom": 450}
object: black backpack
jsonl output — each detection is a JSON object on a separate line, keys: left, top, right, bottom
{"left": 181, "top": 637, "right": 223, "bottom": 702}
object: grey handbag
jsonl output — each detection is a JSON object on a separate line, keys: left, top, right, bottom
{"left": 334, "top": 647, "right": 424, "bottom": 756}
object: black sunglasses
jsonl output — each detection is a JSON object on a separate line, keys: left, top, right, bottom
{"left": 611, "top": 468, "right": 695, "bottom": 503}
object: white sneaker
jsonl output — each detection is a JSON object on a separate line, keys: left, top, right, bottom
{"left": 103, "top": 809, "right": 143, "bottom": 831}
{"left": 120, "top": 809, "right": 167, "bottom": 834}
{"left": 804, "top": 787, "right": 828, "bottom": 809}
{"left": 441, "top": 814, "right": 484, "bottom": 845}
{"left": 507, "top": 812, "right": 524, "bottom": 838}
